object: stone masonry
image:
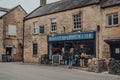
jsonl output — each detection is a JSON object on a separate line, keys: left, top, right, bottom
{"left": 0, "top": 5, "right": 27, "bottom": 61}
{"left": 24, "top": 4, "right": 101, "bottom": 63}
{"left": 24, "top": 0, "right": 120, "bottom": 63}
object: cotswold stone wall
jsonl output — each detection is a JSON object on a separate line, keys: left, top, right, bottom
{"left": 101, "top": 6, "right": 120, "bottom": 59}
{"left": 0, "top": 6, "right": 27, "bottom": 61}
{"left": 24, "top": 4, "right": 120, "bottom": 63}
{"left": 24, "top": 5, "right": 102, "bottom": 63}
{"left": 0, "top": 19, "right": 3, "bottom": 61}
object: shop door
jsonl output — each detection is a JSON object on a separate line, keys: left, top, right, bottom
{"left": 111, "top": 44, "right": 120, "bottom": 60}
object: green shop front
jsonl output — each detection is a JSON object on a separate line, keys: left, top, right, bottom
{"left": 48, "top": 32, "right": 96, "bottom": 62}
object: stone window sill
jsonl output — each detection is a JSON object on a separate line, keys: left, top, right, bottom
{"left": 32, "top": 55, "right": 38, "bottom": 57}
{"left": 49, "top": 31, "right": 57, "bottom": 34}
{"left": 8, "top": 35, "right": 16, "bottom": 37}
{"left": 72, "top": 28, "right": 82, "bottom": 32}
{"left": 39, "top": 34, "right": 46, "bottom": 36}
{"left": 32, "top": 33, "right": 39, "bottom": 36}
{"left": 6, "top": 36, "right": 17, "bottom": 39}
{"left": 50, "top": 30, "right": 57, "bottom": 32}
{"left": 105, "top": 24, "right": 120, "bottom": 28}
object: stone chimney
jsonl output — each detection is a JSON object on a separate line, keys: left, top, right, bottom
{"left": 40, "top": 0, "right": 46, "bottom": 6}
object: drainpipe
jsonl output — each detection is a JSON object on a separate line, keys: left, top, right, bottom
{"left": 97, "top": 25, "right": 100, "bottom": 59}
{"left": 2, "top": 18, "right": 5, "bottom": 54}
{"left": 22, "top": 19, "right": 25, "bottom": 62}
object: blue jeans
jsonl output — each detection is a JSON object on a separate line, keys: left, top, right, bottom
{"left": 68, "top": 59, "right": 73, "bottom": 69}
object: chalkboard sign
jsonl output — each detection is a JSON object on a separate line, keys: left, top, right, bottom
{"left": 52, "top": 55, "right": 60, "bottom": 65}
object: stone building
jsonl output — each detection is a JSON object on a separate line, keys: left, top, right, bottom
{"left": 0, "top": 7, "right": 10, "bottom": 61}
{"left": 24, "top": 0, "right": 120, "bottom": 63}
{"left": 0, "top": 5, "right": 27, "bottom": 61}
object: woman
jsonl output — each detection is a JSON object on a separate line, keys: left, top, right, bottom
{"left": 68, "top": 48, "right": 74, "bottom": 69}
{"left": 79, "top": 44, "right": 86, "bottom": 67}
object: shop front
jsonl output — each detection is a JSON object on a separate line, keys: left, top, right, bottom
{"left": 48, "top": 32, "right": 96, "bottom": 65}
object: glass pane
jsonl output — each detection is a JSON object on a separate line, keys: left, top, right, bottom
{"left": 8, "top": 25, "right": 16, "bottom": 36}
{"left": 115, "top": 48, "right": 120, "bottom": 54}
{"left": 113, "top": 13, "right": 118, "bottom": 25}
{"left": 113, "top": 13, "right": 118, "bottom": 18}
{"left": 40, "top": 26, "right": 44, "bottom": 33}
{"left": 107, "top": 15, "right": 112, "bottom": 25}
{"left": 33, "top": 44, "right": 37, "bottom": 55}
{"left": 113, "top": 17, "right": 118, "bottom": 25}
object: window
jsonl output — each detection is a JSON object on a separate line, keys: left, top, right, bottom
{"left": 107, "top": 13, "right": 118, "bottom": 26}
{"left": 33, "top": 43, "right": 38, "bottom": 55}
{"left": 13, "top": 48, "right": 16, "bottom": 54}
{"left": 39, "top": 26, "right": 44, "bottom": 33}
{"left": 73, "top": 13, "right": 82, "bottom": 29}
{"left": 51, "top": 18, "right": 57, "bottom": 31}
{"left": 33, "top": 22, "right": 39, "bottom": 34}
{"left": 115, "top": 48, "right": 120, "bottom": 54}
{"left": 8, "top": 25, "right": 16, "bottom": 36}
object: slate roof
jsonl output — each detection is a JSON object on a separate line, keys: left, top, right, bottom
{"left": 0, "top": 7, "right": 10, "bottom": 12}
{"left": 25, "top": 0, "right": 120, "bottom": 20}
{"left": 25, "top": 0, "right": 100, "bottom": 20}
{"left": 101, "top": 0, "right": 120, "bottom": 8}
{"left": 0, "top": 5, "right": 27, "bottom": 19}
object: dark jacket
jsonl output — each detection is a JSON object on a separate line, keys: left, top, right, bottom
{"left": 79, "top": 48, "right": 86, "bottom": 55}
{"left": 68, "top": 52, "right": 74, "bottom": 59}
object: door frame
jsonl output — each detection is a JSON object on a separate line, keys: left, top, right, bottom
{"left": 110, "top": 44, "right": 120, "bottom": 60}
{"left": 5, "top": 46, "right": 13, "bottom": 56}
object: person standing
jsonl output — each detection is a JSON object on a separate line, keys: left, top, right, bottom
{"left": 79, "top": 44, "right": 86, "bottom": 67}
{"left": 68, "top": 48, "right": 74, "bottom": 69}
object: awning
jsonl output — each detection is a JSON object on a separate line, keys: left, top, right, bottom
{"left": 48, "top": 32, "right": 96, "bottom": 42}
{"left": 104, "top": 39, "right": 120, "bottom": 44}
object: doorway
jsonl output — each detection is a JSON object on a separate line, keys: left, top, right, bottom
{"left": 6, "top": 47, "right": 12, "bottom": 56}
{"left": 111, "top": 44, "right": 120, "bottom": 60}
{"left": 6, "top": 47, "right": 12, "bottom": 62}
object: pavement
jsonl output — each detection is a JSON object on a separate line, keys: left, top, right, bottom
{"left": 0, "top": 62, "right": 120, "bottom": 80}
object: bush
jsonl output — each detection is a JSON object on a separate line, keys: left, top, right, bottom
{"left": 108, "top": 58, "right": 120, "bottom": 75}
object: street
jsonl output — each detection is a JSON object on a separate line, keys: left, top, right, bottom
{"left": 0, "top": 62, "right": 120, "bottom": 80}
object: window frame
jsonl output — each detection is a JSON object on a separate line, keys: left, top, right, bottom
{"left": 8, "top": 24, "right": 17, "bottom": 36}
{"left": 51, "top": 18, "right": 57, "bottom": 32}
{"left": 33, "top": 21, "right": 39, "bottom": 34}
{"left": 39, "top": 26, "right": 44, "bottom": 34}
{"left": 115, "top": 48, "right": 120, "bottom": 54}
{"left": 33, "top": 43, "right": 38, "bottom": 56}
{"left": 107, "top": 13, "right": 119, "bottom": 26}
{"left": 73, "top": 13, "right": 82, "bottom": 30}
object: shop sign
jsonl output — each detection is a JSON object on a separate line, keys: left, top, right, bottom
{"left": 48, "top": 32, "right": 95, "bottom": 42}
{"left": 52, "top": 55, "right": 60, "bottom": 65}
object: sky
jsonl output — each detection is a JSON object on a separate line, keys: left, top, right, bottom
{"left": 0, "top": 0, "right": 60, "bottom": 13}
